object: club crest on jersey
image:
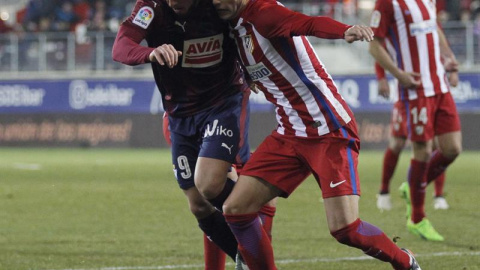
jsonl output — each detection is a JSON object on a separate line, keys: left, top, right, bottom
{"left": 244, "top": 35, "right": 254, "bottom": 54}
{"left": 415, "top": 125, "right": 424, "bottom": 135}
{"left": 182, "top": 34, "right": 223, "bottom": 68}
{"left": 133, "top": 6, "right": 154, "bottom": 29}
{"left": 245, "top": 62, "right": 272, "bottom": 82}
{"left": 370, "top": 10, "right": 381, "bottom": 28}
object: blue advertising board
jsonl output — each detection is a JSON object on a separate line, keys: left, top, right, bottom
{"left": 1, "top": 73, "right": 479, "bottom": 114}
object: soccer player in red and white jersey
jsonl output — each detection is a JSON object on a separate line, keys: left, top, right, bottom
{"left": 374, "top": 62, "right": 450, "bottom": 212}
{"left": 369, "top": 0, "right": 461, "bottom": 241}
{"left": 212, "top": 0, "right": 421, "bottom": 269}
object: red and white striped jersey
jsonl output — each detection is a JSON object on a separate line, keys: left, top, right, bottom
{"left": 371, "top": 0, "right": 449, "bottom": 100}
{"left": 230, "top": 0, "right": 354, "bottom": 137}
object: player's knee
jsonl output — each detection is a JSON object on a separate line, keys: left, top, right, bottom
{"left": 391, "top": 139, "right": 406, "bottom": 153}
{"left": 222, "top": 200, "right": 247, "bottom": 215}
{"left": 189, "top": 201, "right": 215, "bottom": 219}
{"left": 443, "top": 144, "right": 462, "bottom": 159}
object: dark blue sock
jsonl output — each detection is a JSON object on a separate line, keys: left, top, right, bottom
{"left": 198, "top": 210, "right": 237, "bottom": 261}
{"left": 208, "top": 178, "right": 235, "bottom": 211}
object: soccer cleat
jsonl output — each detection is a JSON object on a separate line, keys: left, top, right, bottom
{"left": 407, "top": 218, "right": 445, "bottom": 241}
{"left": 433, "top": 196, "right": 449, "bottom": 210}
{"left": 235, "top": 251, "right": 250, "bottom": 270}
{"left": 401, "top": 248, "right": 422, "bottom": 270}
{"left": 399, "top": 182, "right": 412, "bottom": 218}
{"left": 376, "top": 193, "right": 393, "bottom": 211}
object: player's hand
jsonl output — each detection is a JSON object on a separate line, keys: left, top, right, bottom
{"left": 398, "top": 71, "right": 421, "bottom": 89}
{"left": 249, "top": 82, "right": 260, "bottom": 94}
{"left": 448, "top": 71, "right": 459, "bottom": 87}
{"left": 149, "top": 44, "right": 182, "bottom": 68}
{"left": 443, "top": 56, "right": 459, "bottom": 72}
{"left": 377, "top": 78, "right": 390, "bottom": 98}
{"left": 344, "top": 25, "right": 374, "bottom": 43}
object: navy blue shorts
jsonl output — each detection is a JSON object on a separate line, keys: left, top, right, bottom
{"left": 168, "top": 91, "right": 250, "bottom": 190}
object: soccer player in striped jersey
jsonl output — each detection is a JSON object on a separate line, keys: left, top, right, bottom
{"left": 369, "top": 0, "right": 461, "bottom": 242}
{"left": 374, "top": 62, "right": 451, "bottom": 212}
{"left": 212, "top": 0, "right": 421, "bottom": 269}
{"left": 112, "top": 1, "right": 277, "bottom": 269}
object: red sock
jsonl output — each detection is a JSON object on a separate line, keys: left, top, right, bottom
{"left": 331, "top": 219, "right": 411, "bottom": 270}
{"left": 204, "top": 234, "right": 226, "bottom": 270}
{"left": 433, "top": 172, "right": 446, "bottom": 197}
{"left": 258, "top": 205, "right": 276, "bottom": 241}
{"left": 426, "top": 151, "right": 454, "bottom": 184}
{"left": 409, "top": 159, "right": 427, "bottom": 223}
{"left": 380, "top": 148, "right": 400, "bottom": 193}
{"left": 224, "top": 213, "right": 277, "bottom": 270}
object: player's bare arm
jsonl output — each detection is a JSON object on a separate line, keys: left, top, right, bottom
{"left": 344, "top": 25, "right": 374, "bottom": 43}
{"left": 149, "top": 44, "right": 183, "bottom": 68}
{"left": 437, "top": 27, "right": 459, "bottom": 87}
{"left": 369, "top": 37, "right": 421, "bottom": 89}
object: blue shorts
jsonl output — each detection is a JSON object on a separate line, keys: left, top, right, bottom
{"left": 168, "top": 91, "right": 250, "bottom": 190}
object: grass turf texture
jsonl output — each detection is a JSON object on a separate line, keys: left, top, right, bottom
{"left": 1, "top": 148, "right": 479, "bottom": 270}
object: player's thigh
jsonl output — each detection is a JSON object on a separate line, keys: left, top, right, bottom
{"left": 223, "top": 174, "right": 281, "bottom": 214}
{"left": 406, "top": 97, "right": 435, "bottom": 142}
{"left": 323, "top": 195, "right": 360, "bottom": 232}
{"left": 199, "top": 94, "right": 249, "bottom": 165}
{"left": 304, "top": 123, "right": 361, "bottom": 199}
{"left": 170, "top": 130, "right": 201, "bottom": 190}
{"left": 434, "top": 93, "right": 462, "bottom": 156}
{"left": 195, "top": 157, "right": 232, "bottom": 198}
{"left": 241, "top": 134, "right": 311, "bottom": 198}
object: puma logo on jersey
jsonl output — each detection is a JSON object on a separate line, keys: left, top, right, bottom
{"left": 174, "top": 21, "right": 186, "bottom": 32}
{"left": 204, "top": 120, "right": 234, "bottom": 138}
{"left": 182, "top": 34, "right": 223, "bottom": 68}
{"left": 221, "top": 143, "right": 233, "bottom": 154}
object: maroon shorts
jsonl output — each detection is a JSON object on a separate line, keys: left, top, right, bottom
{"left": 406, "top": 92, "right": 461, "bottom": 142}
{"left": 241, "top": 121, "right": 361, "bottom": 199}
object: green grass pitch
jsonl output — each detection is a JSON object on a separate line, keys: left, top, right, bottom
{"left": 1, "top": 148, "right": 479, "bottom": 270}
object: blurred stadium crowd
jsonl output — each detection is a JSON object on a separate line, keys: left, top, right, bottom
{"left": 1, "top": 0, "right": 480, "bottom": 35}
{"left": 0, "top": 0, "right": 479, "bottom": 73}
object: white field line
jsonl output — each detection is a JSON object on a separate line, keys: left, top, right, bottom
{"left": 48, "top": 251, "right": 480, "bottom": 270}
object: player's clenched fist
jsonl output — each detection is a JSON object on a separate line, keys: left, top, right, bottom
{"left": 149, "top": 44, "right": 182, "bottom": 68}
{"left": 344, "top": 25, "right": 374, "bottom": 43}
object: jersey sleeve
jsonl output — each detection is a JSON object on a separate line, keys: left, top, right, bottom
{"left": 251, "top": 3, "right": 350, "bottom": 40}
{"left": 112, "top": 0, "right": 157, "bottom": 65}
{"left": 370, "top": 0, "right": 393, "bottom": 39}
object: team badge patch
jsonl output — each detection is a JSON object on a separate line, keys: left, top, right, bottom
{"left": 244, "top": 35, "right": 254, "bottom": 54}
{"left": 133, "top": 6, "right": 154, "bottom": 29}
{"left": 370, "top": 10, "right": 381, "bottom": 28}
{"left": 415, "top": 125, "right": 424, "bottom": 135}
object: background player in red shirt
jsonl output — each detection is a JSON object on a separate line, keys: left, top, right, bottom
{"left": 212, "top": 0, "right": 421, "bottom": 269}
{"left": 112, "top": 0, "right": 276, "bottom": 269}
{"left": 369, "top": 0, "right": 462, "bottom": 242}
{"left": 374, "top": 62, "right": 450, "bottom": 212}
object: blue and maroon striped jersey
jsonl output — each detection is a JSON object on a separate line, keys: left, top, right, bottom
{"left": 113, "top": 0, "right": 248, "bottom": 117}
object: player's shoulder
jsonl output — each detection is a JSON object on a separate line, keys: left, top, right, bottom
{"left": 243, "top": 0, "right": 286, "bottom": 20}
